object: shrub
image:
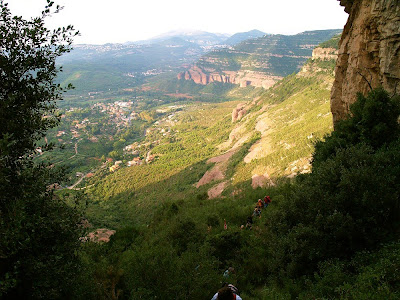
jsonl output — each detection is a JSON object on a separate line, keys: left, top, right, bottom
{"left": 264, "top": 88, "right": 400, "bottom": 280}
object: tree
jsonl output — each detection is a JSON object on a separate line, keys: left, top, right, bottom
{"left": 0, "top": 1, "right": 83, "bottom": 298}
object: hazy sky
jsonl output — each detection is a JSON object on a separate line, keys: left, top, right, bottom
{"left": 7, "top": 0, "right": 348, "bottom": 44}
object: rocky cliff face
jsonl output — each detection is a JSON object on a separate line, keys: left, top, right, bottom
{"left": 298, "top": 47, "right": 338, "bottom": 76}
{"left": 331, "top": 0, "right": 400, "bottom": 124}
{"left": 177, "top": 66, "right": 282, "bottom": 89}
{"left": 312, "top": 47, "right": 338, "bottom": 61}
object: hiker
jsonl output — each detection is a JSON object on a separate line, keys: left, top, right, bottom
{"left": 211, "top": 284, "right": 242, "bottom": 300}
{"left": 257, "top": 199, "right": 263, "bottom": 209}
{"left": 252, "top": 207, "right": 261, "bottom": 218}
{"left": 264, "top": 195, "right": 271, "bottom": 208}
{"left": 245, "top": 216, "right": 253, "bottom": 229}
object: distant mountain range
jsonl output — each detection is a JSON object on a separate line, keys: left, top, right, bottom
{"left": 56, "top": 29, "right": 269, "bottom": 92}
{"left": 132, "top": 30, "right": 231, "bottom": 46}
{"left": 130, "top": 29, "right": 267, "bottom": 47}
{"left": 57, "top": 29, "right": 340, "bottom": 93}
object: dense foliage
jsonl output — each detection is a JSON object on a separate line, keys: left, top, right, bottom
{"left": 0, "top": 1, "right": 83, "bottom": 298}
{"left": 75, "top": 88, "right": 400, "bottom": 299}
{"left": 259, "top": 88, "right": 400, "bottom": 297}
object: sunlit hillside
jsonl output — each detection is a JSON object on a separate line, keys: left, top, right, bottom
{"left": 82, "top": 42, "right": 338, "bottom": 228}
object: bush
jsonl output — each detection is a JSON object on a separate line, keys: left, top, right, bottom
{"left": 313, "top": 88, "right": 400, "bottom": 166}
{"left": 264, "top": 88, "right": 400, "bottom": 281}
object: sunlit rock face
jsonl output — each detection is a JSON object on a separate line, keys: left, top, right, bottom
{"left": 177, "top": 66, "right": 282, "bottom": 89}
{"left": 331, "top": 0, "right": 400, "bottom": 124}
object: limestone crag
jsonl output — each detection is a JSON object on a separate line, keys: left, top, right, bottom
{"left": 299, "top": 47, "right": 338, "bottom": 76}
{"left": 312, "top": 47, "right": 338, "bottom": 61}
{"left": 332, "top": 0, "right": 400, "bottom": 124}
{"left": 177, "top": 66, "right": 282, "bottom": 89}
{"left": 232, "top": 103, "right": 247, "bottom": 122}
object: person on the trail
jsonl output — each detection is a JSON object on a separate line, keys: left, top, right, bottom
{"left": 257, "top": 199, "right": 263, "bottom": 209}
{"left": 211, "top": 284, "right": 242, "bottom": 300}
{"left": 264, "top": 195, "right": 271, "bottom": 208}
{"left": 223, "top": 267, "right": 235, "bottom": 279}
{"left": 245, "top": 216, "right": 253, "bottom": 229}
{"left": 253, "top": 207, "right": 261, "bottom": 218}
{"left": 224, "top": 219, "right": 227, "bottom": 230}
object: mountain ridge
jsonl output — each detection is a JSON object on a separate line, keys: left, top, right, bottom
{"left": 177, "top": 29, "right": 341, "bottom": 89}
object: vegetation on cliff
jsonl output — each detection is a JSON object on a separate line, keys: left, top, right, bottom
{"left": 193, "top": 29, "right": 341, "bottom": 77}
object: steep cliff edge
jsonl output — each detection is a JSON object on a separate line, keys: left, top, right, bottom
{"left": 331, "top": 0, "right": 400, "bottom": 124}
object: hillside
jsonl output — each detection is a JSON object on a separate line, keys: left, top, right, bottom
{"left": 178, "top": 29, "right": 341, "bottom": 89}
{"left": 33, "top": 23, "right": 400, "bottom": 299}
{"left": 82, "top": 43, "right": 338, "bottom": 227}
{"left": 56, "top": 40, "right": 204, "bottom": 93}
{"left": 67, "top": 31, "right": 400, "bottom": 299}
{"left": 5, "top": 0, "right": 400, "bottom": 298}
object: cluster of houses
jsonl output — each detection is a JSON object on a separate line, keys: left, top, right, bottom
{"left": 108, "top": 154, "right": 158, "bottom": 172}
{"left": 47, "top": 102, "right": 185, "bottom": 176}
{"left": 55, "top": 101, "right": 142, "bottom": 144}
{"left": 92, "top": 101, "right": 140, "bottom": 127}
{"left": 109, "top": 160, "right": 123, "bottom": 172}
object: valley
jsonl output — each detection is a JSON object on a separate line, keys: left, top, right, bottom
{"left": 43, "top": 35, "right": 339, "bottom": 232}
{"left": 31, "top": 29, "right": 356, "bottom": 300}
{"left": 4, "top": 1, "right": 400, "bottom": 299}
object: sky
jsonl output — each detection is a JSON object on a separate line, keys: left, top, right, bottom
{"left": 7, "top": 0, "right": 348, "bottom": 45}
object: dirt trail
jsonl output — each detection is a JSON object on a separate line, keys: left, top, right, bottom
{"left": 66, "top": 162, "right": 107, "bottom": 190}
{"left": 68, "top": 141, "right": 79, "bottom": 159}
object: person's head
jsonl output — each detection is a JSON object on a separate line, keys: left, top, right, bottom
{"left": 217, "top": 286, "right": 234, "bottom": 300}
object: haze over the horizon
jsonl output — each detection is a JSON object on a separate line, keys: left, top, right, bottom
{"left": 8, "top": 0, "right": 348, "bottom": 44}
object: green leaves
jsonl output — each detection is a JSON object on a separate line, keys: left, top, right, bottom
{"left": 313, "top": 88, "right": 400, "bottom": 166}
{"left": 1, "top": 1, "right": 78, "bottom": 161}
{"left": 0, "top": 2, "right": 82, "bottom": 298}
{"left": 258, "top": 88, "right": 400, "bottom": 297}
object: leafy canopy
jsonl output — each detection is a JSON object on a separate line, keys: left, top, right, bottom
{"left": 313, "top": 88, "right": 400, "bottom": 166}
{"left": 0, "top": 0, "right": 77, "bottom": 161}
{"left": 0, "top": 1, "right": 82, "bottom": 298}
